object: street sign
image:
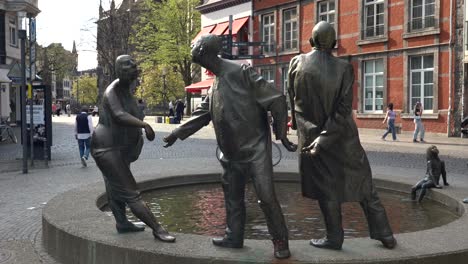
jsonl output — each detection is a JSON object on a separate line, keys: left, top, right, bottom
{"left": 29, "top": 18, "right": 36, "bottom": 43}
{"left": 26, "top": 105, "right": 44, "bottom": 125}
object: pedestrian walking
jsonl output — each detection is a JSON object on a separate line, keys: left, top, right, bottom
{"left": 168, "top": 100, "right": 174, "bottom": 117}
{"left": 52, "top": 103, "right": 56, "bottom": 117}
{"left": 75, "top": 107, "right": 94, "bottom": 167}
{"left": 56, "top": 102, "right": 62, "bottom": 117}
{"left": 382, "top": 103, "right": 397, "bottom": 141}
{"left": 413, "top": 102, "right": 425, "bottom": 143}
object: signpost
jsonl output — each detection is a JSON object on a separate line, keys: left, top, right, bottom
{"left": 29, "top": 17, "right": 36, "bottom": 166}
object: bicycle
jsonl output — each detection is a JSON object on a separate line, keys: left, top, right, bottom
{"left": 215, "top": 141, "right": 282, "bottom": 167}
{"left": 0, "top": 117, "right": 18, "bottom": 144}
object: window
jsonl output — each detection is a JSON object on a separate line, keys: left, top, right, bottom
{"left": 410, "top": 0, "right": 435, "bottom": 30}
{"left": 318, "top": 1, "right": 336, "bottom": 26}
{"left": 283, "top": 8, "right": 298, "bottom": 51}
{"left": 364, "top": 0, "right": 384, "bottom": 38}
{"left": 262, "top": 13, "right": 275, "bottom": 53}
{"left": 281, "top": 66, "right": 289, "bottom": 95}
{"left": 363, "top": 59, "right": 384, "bottom": 112}
{"left": 261, "top": 68, "right": 275, "bottom": 83}
{"left": 9, "top": 17, "right": 17, "bottom": 46}
{"left": 410, "top": 55, "right": 434, "bottom": 111}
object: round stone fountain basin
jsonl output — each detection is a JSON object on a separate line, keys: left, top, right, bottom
{"left": 43, "top": 171, "right": 468, "bottom": 264}
{"left": 102, "top": 183, "right": 459, "bottom": 240}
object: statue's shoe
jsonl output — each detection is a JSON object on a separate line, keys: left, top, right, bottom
{"left": 310, "top": 238, "right": 342, "bottom": 250}
{"left": 377, "top": 235, "right": 397, "bottom": 249}
{"left": 116, "top": 222, "right": 145, "bottom": 233}
{"left": 212, "top": 237, "right": 243, "bottom": 248}
{"left": 272, "top": 239, "right": 290, "bottom": 259}
{"left": 153, "top": 226, "right": 176, "bottom": 243}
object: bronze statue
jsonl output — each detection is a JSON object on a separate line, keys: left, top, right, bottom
{"left": 411, "top": 145, "right": 448, "bottom": 202}
{"left": 163, "top": 34, "right": 297, "bottom": 259}
{"left": 91, "top": 55, "right": 175, "bottom": 243}
{"left": 287, "top": 21, "right": 396, "bottom": 250}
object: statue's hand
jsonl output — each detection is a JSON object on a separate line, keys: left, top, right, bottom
{"left": 163, "top": 133, "right": 177, "bottom": 148}
{"left": 301, "top": 141, "right": 320, "bottom": 156}
{"left": 144, "top": 123, "right": 155, "bottom": 141}
{"left": 281, "top": 138, "right": 297, "bottom": 152}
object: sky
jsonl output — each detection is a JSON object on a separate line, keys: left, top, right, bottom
{"left": 36, "top": 0, "right": 124, "bottom": 71}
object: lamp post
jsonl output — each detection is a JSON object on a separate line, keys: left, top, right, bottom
{"left": 19, "top": 28, "right": 27, "bottom": 173}
{"left": 162, "top": 67, "right": 167, "bottom": 122}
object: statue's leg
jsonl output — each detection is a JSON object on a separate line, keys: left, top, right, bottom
{"left": 441, "top": 161, "right": 449, "bottom": 185}
{"left": 360, "top": 185, "right": 396, "bottom": 249}
{"left": 96, "top": 150, "right": 175, "bottom": 242}
{"left": 418, "top": 181, "right": 435, "bottom": 202}
{"left": 104, "top": 179, "right": 144, "bottom": 233}
{"left": 411, "top": 179, "right": 424, "bottom": 200}
{"left": 212, "top": 160, "right": 246, "bottom": 248}
{"left": 310, "top": 200, "right": 343, "bottom": 250}
{"left": 250, "top": 159, "right": 290, "bottom": 258}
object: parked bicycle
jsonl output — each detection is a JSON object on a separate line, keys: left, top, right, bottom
{"left": 216, "top": 141, "right": 282, "bottom": 167}
{"left": 0, "top": 117, "right": 18, "bottom": 143}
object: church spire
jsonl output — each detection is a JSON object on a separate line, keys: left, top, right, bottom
{"left": 72, "top": 40, "right": 77, "bottom": 54}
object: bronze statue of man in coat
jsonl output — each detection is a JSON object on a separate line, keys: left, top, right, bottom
{"left": 163, "top": 34, "right": 297, "bottom": 259}
{"left": 287, "top": 21, "right": 397, "bottom": 250}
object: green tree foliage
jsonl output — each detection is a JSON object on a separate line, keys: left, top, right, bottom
{"left": 136, "top": 66, "right": 185, "bottom": 108}
{"left": 73, "top": 75, "right": 98, "bottom": 106}
{"left": 133, "top": 0, "right": 201, "bottom": 111}
{"left": 36, "top": 43, "right": 76, "bottom": 85}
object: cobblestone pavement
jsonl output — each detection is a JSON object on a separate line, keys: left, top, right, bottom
{"left": 0, "top": 115, "right": 467, "bottom": 263}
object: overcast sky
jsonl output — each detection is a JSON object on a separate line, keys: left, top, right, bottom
{"left": 36, "top": 0, "right": 123, "bottom": 71}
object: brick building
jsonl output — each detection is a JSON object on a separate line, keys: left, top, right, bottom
{"left": 252, "top": 0, "right": 465, "bottom": 136}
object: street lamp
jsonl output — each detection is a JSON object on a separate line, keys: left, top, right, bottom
{"left": 162, "top": 67, "right": 167, "bottom": 122}
{"left": 17, "top": 11, "right": 28, "bottom": 173}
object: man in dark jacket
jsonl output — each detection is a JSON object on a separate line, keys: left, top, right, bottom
{"left": 75, "top": 107, "right": 93, "bottom": 167}
{"left": 163, "top": 34, "right": 297, "bottom": 259}
{"left": 288, "top": 22, "right": 396, "bottom": 250}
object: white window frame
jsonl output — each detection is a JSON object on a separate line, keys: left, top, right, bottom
{"left": 410, "top": 0, "right": 436, "bottom": 31}
{"left": 9, "top": 16, "right": 17, "bottom": 46}
{"left": 364, "top": 0, "right": 385, "bottom": 38}
{"left": 363, "top": 59, "right": 384, "bottom": 113}
{"left": 317, "top": 0, "right": 336, "bottom": 26}
{"left": 281, "top": 66, "right": 289, "bottom": 95}
{"left": 409, "top": 55, "right": 434, "bottom": 113}
{"left": 260, "top": 68, "right": 275, "bottom": 84}
{"left": 282, "top": 8, "right": 298, "bottom": 51}
{"left": 261, "top": 13, "right": 275, "bottom": 54}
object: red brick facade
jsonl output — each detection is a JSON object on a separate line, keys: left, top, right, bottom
{"left": 251, "top": 0, "right": 457, "bottom": 135}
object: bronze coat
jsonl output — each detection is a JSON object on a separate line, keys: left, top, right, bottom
{"left": 288, "top": 50, "right": 372, "bottom": 202}
{"left": 173, "top": 62, "right": 288, "bottom": 163}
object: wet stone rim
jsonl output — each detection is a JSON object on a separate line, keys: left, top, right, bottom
{"left": 43, "top": 171, "right": 468, "bottom": 264}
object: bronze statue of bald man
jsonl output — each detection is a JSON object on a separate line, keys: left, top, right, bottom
{"left": 164, "top": 34, "right": 297, "bottom": 259}
{"left": 91, "top": 55, "right": 175, "bottom": 243}
{"left": 288, "top": 22, "right": 396, "bottom": 250}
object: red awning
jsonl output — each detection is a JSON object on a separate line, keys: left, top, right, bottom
{"left": 224, "top": 16, "right": 249, "bottom": 35}
{"left": 191, "top": 25, "right": 215, "bottom": 44}
{"left": 185, "top": 78, "right": 214, "bottom": 93}
{"left": 191, "top": 17, "right": 250, "bottom": 43}
{"left": 211, "top": 21, "right": 229, "bottom": 35}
